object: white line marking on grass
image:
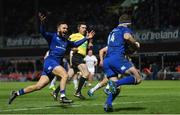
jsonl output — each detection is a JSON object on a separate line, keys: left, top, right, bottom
{"left": 0, "top": 100, "right": 169, "bottom": 112}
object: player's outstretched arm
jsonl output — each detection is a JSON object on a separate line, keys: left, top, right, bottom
{"left": 68, "top": 30, "right": 95, "bottom": 47}
{"left": 38, "top": 12, "right": 53, "bottom": 40}
{"left": 39, "top": 12, "right": 47, "bottom": 35}
{"left": 38, "top": 12, "right": 46, "bottom": 24}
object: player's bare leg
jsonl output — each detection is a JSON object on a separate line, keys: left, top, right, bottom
{"left": 8, "top": 75, "right": 50, "bottom": 104}
{"left": 51, "top": 68, "right": 75, "bottom": 101}
{"left": 24, "top": 76, "right": 50, "bottom": 93}
{"left": 50, "top": 74, "right": 75, "bottom": 101}
{"left": 108, "top": 66, "right": 142, "bottom": 95}
{"left": 72, "top": 74, "right": 78, "bottom": 90}
{"left": 49, "top": 76, "right": 57, "bottom": 91}
{"left": 74, "top": 63, "right": 89, "bottom": 99}
{"left": 88, "top": 73, "right": 94, "bottom": 87}
{"left": 52, "top": 66, "right": 73, "bottom": 103}
{"left": 125, "top": 67, "right": 142, "bottom": 84}
{"left": 88, "top": 77, "right": 108, "bottom": 97}
{"left": 68, "top": 68, "right": 74, "bottom": 78}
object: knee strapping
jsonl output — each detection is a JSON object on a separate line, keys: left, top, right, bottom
{"left": 135, "top": 78, "right": 142, "bottom": 85}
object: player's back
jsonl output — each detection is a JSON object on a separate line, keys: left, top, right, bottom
{"left": 106, "top": 26, "right": 132, "bottom": 57}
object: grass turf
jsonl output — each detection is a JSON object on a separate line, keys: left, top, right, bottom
{"left": 0, "top": 80, "right": 180, "bottom": 114}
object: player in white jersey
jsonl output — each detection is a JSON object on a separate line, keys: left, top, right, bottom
{"left": 84, "top": 50, "right": 98, "bottom": 86}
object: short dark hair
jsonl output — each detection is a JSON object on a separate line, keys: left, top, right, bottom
{"left": 57, "top": 21, "right": 68, "bottom": 27}
{"left": 77, "top": 22, "right": 87, "bottom": 29}
{"left": 119, "top": 14, "right": 131, "bottom": 23}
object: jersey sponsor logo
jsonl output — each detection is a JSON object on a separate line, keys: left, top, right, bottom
{"left": 121, "top": 65, "right": 126, "bottom": 71}
{"left": 56, "top": 37, "right": 60, "bottom": 40}
{"left": 48, "top": 66, "right": 52, "bottom": 70}
{"left": 55, "top": 46, "right": 66, "bottom": 50}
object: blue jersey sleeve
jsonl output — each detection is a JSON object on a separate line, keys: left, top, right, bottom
{"left": 40, "top": 24, "right": 54, "bottom": 41}
{"left": 67, "top": 37, "right": 88, "bottom": 47}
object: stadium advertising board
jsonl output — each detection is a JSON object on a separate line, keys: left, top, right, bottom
{"left": 134, "top": 29, "right": 179, "bottom": 43}
{"left": 2, "top": 29, "right": 180, "bottom": 48}
{"left": 5, "top": 36, "right": 48, "bottom": 47}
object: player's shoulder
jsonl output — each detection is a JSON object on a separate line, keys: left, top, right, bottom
{"left": 116, "top": 26, "right": 132, "bottom": 32}
{"left": 69, "top": 33, "right": 76, "bottom": 38}
{"left": 92, "top": 55, "right": 96, "bottom": 58}
{"left": 70, "top": 33, "right": 83, "bottom": 37}
{"left": 69, "top": 33, "right": 84, "bottom": 41}
{"left": 94, "top": 55, "right": 97, "bottom": 60}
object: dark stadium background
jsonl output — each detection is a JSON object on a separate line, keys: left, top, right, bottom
{"left": 0, "top": 0, "right": 180, "bottom": 81}
{"left": 0, "top": 0, "right": 180, "bottom": 114}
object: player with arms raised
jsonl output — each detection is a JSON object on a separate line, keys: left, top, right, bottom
{"left": 8, "top": 13, "right": 95, "bottom": 104}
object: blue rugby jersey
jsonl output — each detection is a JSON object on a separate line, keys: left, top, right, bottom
{"left": 106, "top": 26, "right": 133, "bottom": 57}
{"left": 40, "top": 24, "right": 88, "bottom": 59}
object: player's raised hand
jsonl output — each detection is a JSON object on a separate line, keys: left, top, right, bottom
{"left": 86, "top": 30, "right": 95, "bottom": 39}
{"left": 135, "top": 42, "right": 140, "bottom": 48}
{"left": 38, "top": 12, "right": 46, "bottom": 23}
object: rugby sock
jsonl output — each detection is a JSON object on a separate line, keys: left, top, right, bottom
{"left": 17, "top": 89, "right": 25, "bottom": 96}
{"left": 115, "top": 75, "right": 136, "bottom": 87}
{"left": 73, "top": 79, "right": 78, "bottom": 90}
{"left": 106, "top": 92, "right": 113, "bottom": 106}
{"left": 105, "top": 84, "right": 109, "bottom": 89}
{"left": 76, "top": 77, "right": 86, "bottom": 93}
{"left": 50, "top": 77, "right": 57, "bottom": 87}
{"left": 55, "top": 85, "right": 60, "bottom": 94}
{"left": 90, "top": 83, "right": 102, "bottom": 93}
{"left": 60, "top": 90, "right": 65, "bottom": 97}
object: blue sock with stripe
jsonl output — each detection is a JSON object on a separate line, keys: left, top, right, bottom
{"left": 17, "top": 89, "right": 25, "bottom": 96}
{"left": 60, "top": 90, "right": 65, "bottom": 94}
{"left": 60, "top": 90, "right": 65, "bottom": 97}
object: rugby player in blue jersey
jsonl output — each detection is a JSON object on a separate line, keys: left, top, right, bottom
{"left": 103, "top": 14, "right": 142, "bottom": 112}
{"left": 8, "top": 13, "right": 95, "bottom": 104}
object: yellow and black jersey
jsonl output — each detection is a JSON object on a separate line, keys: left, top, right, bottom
{"left": 69, "top": 33, "right": 88, "bottom": 56}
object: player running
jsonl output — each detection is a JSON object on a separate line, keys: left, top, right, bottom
{"left": 88, "top": 39, "right": 136, "bottom": 97}
{"left": 103, "top": 14, "right": 142, "bottom": 112}
{"left": 8, "top": 13, "right": 95, "bottom": 104}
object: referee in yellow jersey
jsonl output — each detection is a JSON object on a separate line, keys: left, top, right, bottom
{"left": 69, "top": 22, "right": 94, "bottom": 99}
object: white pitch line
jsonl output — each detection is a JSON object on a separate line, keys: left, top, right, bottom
{"left": 0, "top": 100, "right": 169, "bottom": 112}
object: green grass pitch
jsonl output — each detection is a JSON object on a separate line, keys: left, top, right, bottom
{"left": 0, "top": 80, "right": 180, "bottom": 114}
